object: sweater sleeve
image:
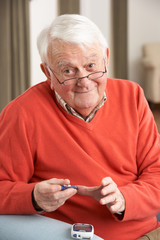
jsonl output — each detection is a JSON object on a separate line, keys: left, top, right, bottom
{"left": 0, "top": 103, "right": 37, "bottom": 214}
{"left": 119, "top": 86, "right": 160, "bottom": 221}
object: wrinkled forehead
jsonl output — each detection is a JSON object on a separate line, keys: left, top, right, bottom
{"left": 47, "top": 39, "right": 104, "bottom": 64}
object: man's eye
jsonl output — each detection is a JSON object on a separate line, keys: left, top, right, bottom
{"left": 63, "top": 68, "right": 76, "bottom": 77}
{"left": 64, "top": 69, "right": 72, "bottom": 74}
{"left": 87, "top": 63, "right": 96, "bottom": 71}
{"left": 88, "top": 63, "right": 94, "bottom": 68}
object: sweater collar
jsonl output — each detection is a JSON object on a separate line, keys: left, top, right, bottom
{"left": 54, "top": 91, "right": 106, "bottom": 122}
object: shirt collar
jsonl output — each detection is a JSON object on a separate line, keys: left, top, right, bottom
{"left": 55, "top": 91, "right": 107, "bottom": 122}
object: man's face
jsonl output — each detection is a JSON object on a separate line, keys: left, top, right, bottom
{"left": 46, "top": 40, "right": 109, "bottom": 117}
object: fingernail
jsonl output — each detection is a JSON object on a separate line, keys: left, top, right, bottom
{"left": 101, "top": 189, "right": 106, "bottom": 195}
{"left": 100, "top": 199, "right": 105, "bottom": 205}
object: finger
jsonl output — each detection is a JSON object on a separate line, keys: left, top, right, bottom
{"left": 99, "top": 193, "right": 116, "bottom": 205}
{"left": 77, "top": 185, "right": 100, "bottom": 196}
{"left": 100, "top": 192, "right": 125, "bottom": 214}
{"left": 36, "top": 178, "right": 71, "bottom": 194}
{"left": 55, "top": 187, "right": 77, "bottom": 200}
{"left": 47, "top": 178, "right": 70, "bottom": 185}
{"left": 108, "top": 201, "right": 122, "bottom": 213}
{"left": 36, "top": 188, "right": 77, "bottom": 212}
{"left": 49, "top": 188, "right": 77, "bottom": 209}
{"left": 39, "top": 184, "right": 77, "bottom": 202}
{"left": 42, "top": 200, "right": 65, "bottom": 212}
{"left": 36, "top": 182, "right": 61, "bottom": 194}
{"left": 101, "top": 177, "right": 117, "bottom": 188}
{"left": 101, "top": 182, "right": 117, "bottom": 196}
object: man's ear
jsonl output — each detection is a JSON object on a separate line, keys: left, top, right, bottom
{"left": 40, "top": 63, "right": 51, "bottom": 79}
{"left": 105, "top": 48, "right": 109, "bottom": 65}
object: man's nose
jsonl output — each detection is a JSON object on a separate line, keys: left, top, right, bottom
{"left": 76, "top": 69, "right": 91, "bottom": 87}
{"left": 76, "top": 75, "right": 90, "bottom": 87}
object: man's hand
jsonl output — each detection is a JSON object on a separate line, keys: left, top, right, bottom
{"left": 33, "top": 178, "right": 77, "bottom": 212}
{"left": 77, "top": 177, "right": 125, "bottom": 214}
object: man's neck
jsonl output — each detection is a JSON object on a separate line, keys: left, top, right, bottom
{"left": 54, "top": 91, "right": 107, "bottom": 122}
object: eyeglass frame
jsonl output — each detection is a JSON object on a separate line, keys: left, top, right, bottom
{"left": 46, "top": 58, "right": 107, "bottom": 86}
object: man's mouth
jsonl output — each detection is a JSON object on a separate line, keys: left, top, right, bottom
{"left": 75, "top": 89, "right": 94, "bottom": 94}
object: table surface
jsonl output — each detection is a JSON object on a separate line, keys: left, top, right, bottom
{"left": 0, "top": 214, "right": 104, "bottom": 240}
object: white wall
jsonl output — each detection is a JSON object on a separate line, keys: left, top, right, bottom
{"left": 80, "top": 0, "right": 114, "bottom": 77}
{"left": 29, "top": 0, "right": 57, "bottom": 86}
{"left": 80, "top": 0, "right": 111, "bottom": 44}
{"left": 81, "top": 0, "right": 160, "bottom": 86}
{"left": 128, "top": 0, "right": 160, "bottom": 86}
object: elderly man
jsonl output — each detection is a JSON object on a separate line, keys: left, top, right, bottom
{"left": 0, "top": 14, "right": 160, "bottom": 240}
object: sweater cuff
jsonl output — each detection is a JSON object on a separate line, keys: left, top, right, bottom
{"left": 31, "top": 190, "right": 44, "bottom": 213}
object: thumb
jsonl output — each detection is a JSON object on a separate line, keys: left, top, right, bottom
{"left": 47, "top": 178, "right": 70, "bottom": 185}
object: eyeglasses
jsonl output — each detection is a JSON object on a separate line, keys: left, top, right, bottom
{"left": 47, "top": 59, "right": 107, "bottom": 86}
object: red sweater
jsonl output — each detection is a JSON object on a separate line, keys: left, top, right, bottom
{"left": 0, "top": 79, "right": 160, "bottom": 239}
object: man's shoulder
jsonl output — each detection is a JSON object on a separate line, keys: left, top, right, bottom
{"left": 1, "top": 81, "right": 52, "bottom": 116}
{"left": 16, "top": 80, "right": 51, "bottom": 103}
{"left": 107, "top": 78, "right": 140, "bottom": 89}
{"left": 106, "top": 78, "right": 144, "bottom": 104}
{"left": 107, "top": 78, "right": 142, "bottom": 95}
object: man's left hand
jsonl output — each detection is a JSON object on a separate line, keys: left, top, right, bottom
{"left": 77, "top": 177, "right": 125, "bottom": 214}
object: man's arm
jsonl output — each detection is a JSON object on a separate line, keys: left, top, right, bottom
{"left": 78, "top": 86, "right": 160, "bottom": 221}
{"left": 0, "top": 103, "right": 77, "bottom": 214}
{"left": 0, "top": 104, "right": 38, "bottom": 214}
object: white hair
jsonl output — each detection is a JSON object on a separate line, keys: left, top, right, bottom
{"left": 37, "top": 14, "right": 108, "bottom": 64}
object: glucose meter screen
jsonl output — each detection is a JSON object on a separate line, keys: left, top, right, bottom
{"left": 74, "top": 224, "right": 92, "bottom": 232}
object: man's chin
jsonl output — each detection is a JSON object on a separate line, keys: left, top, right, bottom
{"left": 74, "top": 101, "right": 98, "bottom": 115}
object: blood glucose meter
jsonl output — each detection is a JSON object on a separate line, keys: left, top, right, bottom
{"left": 71, "top": 223, "right": 94, "bottom": 239}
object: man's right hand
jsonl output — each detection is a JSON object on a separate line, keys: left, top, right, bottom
{"left": 33, "top": 178, "right": 77, "bottom": 212}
